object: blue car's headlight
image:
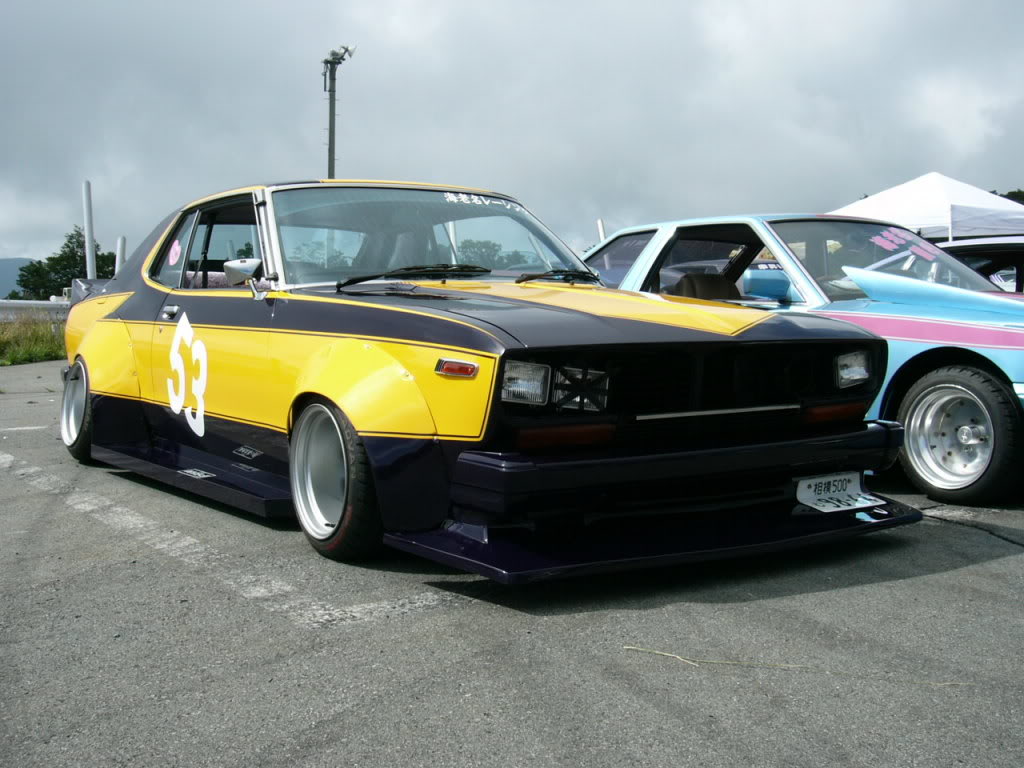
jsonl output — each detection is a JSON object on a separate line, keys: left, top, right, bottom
{"left": 836, "top": 351, "right": 870, "bottom": 388}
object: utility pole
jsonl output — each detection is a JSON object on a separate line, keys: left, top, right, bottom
{"left": 82, "top": 180, "right": 97, "bottom": 279}
{"left": 322, "top": 45, "right": 355, "bottom": 178}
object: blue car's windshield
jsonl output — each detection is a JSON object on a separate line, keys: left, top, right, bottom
{"left": 770, "top": 220, "right": 1000, "bottom": 301}
{"left": 272, "top": 186, "right": 585, "bottom": 286}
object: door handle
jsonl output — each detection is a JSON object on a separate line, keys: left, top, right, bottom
{"left": 161, "top": 305, "right": 180, "bottom": 320}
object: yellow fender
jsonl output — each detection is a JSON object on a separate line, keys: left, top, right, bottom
{"left": 288, "top": 338, "right": 437, "bottom": 436}
{"left": 74, "top": 318, "right": 141, "bottom": 399}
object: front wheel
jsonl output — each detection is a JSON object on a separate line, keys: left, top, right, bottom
{"left": 289, "top": 398, "right": 383, "bottom": 560}
{"left": 60, "top": 358, "right": 93, "bottom": 462}
{"left": 898, "top": 365, "right": 1021, "bottom": 504}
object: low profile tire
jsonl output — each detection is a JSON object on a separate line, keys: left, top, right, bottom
{"left": 898, "top": 365, "right": 1021, "bottom": 504}
{"left": 289, "top": 398, "right": 383, "bottom": 561}
{"left": 60, "top": 358, "right": 93, "bottom": 462}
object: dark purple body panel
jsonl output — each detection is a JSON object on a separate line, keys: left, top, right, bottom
{"left": 384, "top": 499, "right": 922, "bottom": 584}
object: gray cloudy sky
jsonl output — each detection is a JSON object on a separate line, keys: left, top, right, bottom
{"left": 1, "top": 0, "right": 1021, "bottom": 260}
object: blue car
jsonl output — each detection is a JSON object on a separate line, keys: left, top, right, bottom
{"left": 586, "top": 215, "right": 1024, "bottom": 504}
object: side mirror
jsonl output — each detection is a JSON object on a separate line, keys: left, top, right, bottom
{"left": 224, "top": 258, "right": 263, "bottom": 286}
{"left": 743, "top": 267, "right": 795, "bottom": 303}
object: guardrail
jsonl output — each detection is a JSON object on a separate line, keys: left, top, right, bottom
{"left": 0, "top": 299, "right": 70, "bottom": 322}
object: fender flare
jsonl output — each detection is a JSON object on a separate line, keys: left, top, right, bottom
{"left": 289, "top": 338, "right": 437, "bottom": 436}
{"left": 74, "top": 319, "right": 142, "bottom": 399}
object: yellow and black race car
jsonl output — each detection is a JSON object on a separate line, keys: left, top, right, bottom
{"left": 60, "top": 181, "right": 919, "bottom": 582}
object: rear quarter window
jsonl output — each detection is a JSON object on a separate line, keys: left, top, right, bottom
{"left": 584, "top": 231, "right": 655, "bottom": 288}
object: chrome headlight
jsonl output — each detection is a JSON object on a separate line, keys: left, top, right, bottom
{"left": 836, "top": 350, "right": 870, "bottom": 388}
{"left": 502, "top": 361, "right": 551, "bottom": 405}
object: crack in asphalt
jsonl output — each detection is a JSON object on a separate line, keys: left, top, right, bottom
{"left": 922, "top": 511, "right": 1024, "bottom": 549}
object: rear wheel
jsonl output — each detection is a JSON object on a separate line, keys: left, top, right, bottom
{"left": 898, "top": 365, "right": 1020, "bottom": 504}
{"left": 289, "top": 398, "right": 382, "bottom": 560}
{"left": 60, "top": 358, "right": 93, "bottom": 462}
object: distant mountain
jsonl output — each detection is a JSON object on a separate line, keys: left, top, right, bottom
{"left": 1, "top": 258, "right": 33, "bottom": 297}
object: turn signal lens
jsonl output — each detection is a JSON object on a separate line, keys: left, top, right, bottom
{"left": 516, "top": 423, "right": 615, "bottom": 451}
{"left": 435, "top": 359, "right": 478, "bottom": 378}
{"left": 502, "top": 361, "right": 551, "bottom": 405}
{"left": 836, "top": 351, "right": 870, "bottom": 388}
{"left": 802, "top": 401, "right": 869, "bottom": 424}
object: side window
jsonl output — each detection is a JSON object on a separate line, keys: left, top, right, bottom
{"left": 654, "top": 238, "right": 744, "bottom": 294}
{"left": 150, "top": 212, "right": 198, "bottom": 288}
{"left": 182, "top": 199, "right": 261, "bottom": 290}
{"left": 583, "top": 231, "right": 655, "bottom": 288}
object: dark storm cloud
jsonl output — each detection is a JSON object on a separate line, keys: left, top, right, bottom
{"left": 1, "top": 0, "right": 1021, "bottom": 260}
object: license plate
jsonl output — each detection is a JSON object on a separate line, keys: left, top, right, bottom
{"left": 795, "top": 472, "right": 884, "bottom": 513}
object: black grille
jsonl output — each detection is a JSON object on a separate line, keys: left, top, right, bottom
{"left": 614, "top": 343, "right": 837, "bottom": 415}
{"left": 496, "top": 341, "right": 880, "bottom": 452}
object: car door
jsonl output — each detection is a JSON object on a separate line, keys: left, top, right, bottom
{"left": 147, "top": 195, "right": 274, "bottom": 472}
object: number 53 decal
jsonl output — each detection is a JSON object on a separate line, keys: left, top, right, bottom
{"left": 167, "top": 312, "right": 208, "bottom": 437}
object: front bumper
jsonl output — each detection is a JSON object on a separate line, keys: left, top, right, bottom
{"left": 381, "top": 420, "right": 919, "bottom": 583}
{"left": 450, "top": 420, "right": 903, "bottom": 520}
{"left": 384, "top": 496, "right": 921, "bottom": 584}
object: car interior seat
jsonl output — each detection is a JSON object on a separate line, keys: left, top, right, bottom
{"left": 671, "top": 273, "right": 742, "bottom": 301}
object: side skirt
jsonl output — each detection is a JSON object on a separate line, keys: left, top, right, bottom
{"left": 91, "top": 443, "right": 294, "bottom": 519}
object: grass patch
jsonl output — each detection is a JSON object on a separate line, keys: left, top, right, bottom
{"left": 0, "top": 315, "right": 66, "bottom": 366}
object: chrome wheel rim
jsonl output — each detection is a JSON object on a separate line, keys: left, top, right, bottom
{"left": 904, "top": 384, "right": 994, "bottom": 490}
{"left": 290, "top": 404, "right": 348, "bottom": 540}
{"left": 60, "top": 361, "right": 88, "bottom": 447}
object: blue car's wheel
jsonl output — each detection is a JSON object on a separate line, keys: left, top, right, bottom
{"left": 289, "top": 398, "right": 382, "bottom": 560}
{"left": 898, "top": 365, "right": 1020, "bottom": 504}
{"left": 60, "top": 358, "right": 93, "bottom": 463}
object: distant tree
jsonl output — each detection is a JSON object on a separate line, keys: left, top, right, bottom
{"left": 994, "top": 189, "right": 1024, "bottom": 206}
{"left": 458, "top": 239, "right": 502, "bottom": 267}
{"left": 13, "top": 227, "right": 114, "bottom": 300}
{"left": 289, "top": 240, "right": 348, "bottom": 267}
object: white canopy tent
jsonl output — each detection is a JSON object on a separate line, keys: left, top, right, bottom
{"left": 830, "top": 172, "right": 1024, "bottom": 240}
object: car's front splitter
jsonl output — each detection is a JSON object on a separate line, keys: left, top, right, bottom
{"left": 382, "top": 496, "right": 922, "bottom": 584}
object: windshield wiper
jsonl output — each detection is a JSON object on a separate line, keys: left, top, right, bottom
{"left": 514, "top": 268, "right": 602, "bottom": 285}
{"left": 337, "top": 263, "right": 491, "bottom": 290}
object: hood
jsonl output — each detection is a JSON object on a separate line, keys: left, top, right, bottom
{"left": 314, "top": 280, "right": 877, "bottom": 348}
{"left": 842, "top": 266, "right": 1024, "bottom": 325}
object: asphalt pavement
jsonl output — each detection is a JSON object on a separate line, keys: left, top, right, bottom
{"left": 2, "top": 360, "right": 1022, "bottom": 768}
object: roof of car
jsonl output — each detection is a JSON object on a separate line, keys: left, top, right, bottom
{"left": 604, "top": 213, "right": 902, "bottom": 239}
{"left": 183, "top": 179, "right": 509, "bottom": 209}
{"left": 938, "top": 235, "right": 1024, "bottom": 248}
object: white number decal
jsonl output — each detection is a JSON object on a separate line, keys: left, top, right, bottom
{"left": 167, "top": 312, "right": 207, "bottom": 437}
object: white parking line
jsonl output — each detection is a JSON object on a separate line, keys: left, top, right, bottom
{"left": 1, "top": 452, "right": 464, "bottom": 629}
{"left": 0, "top": 426, "right": 50, "bottom": 432}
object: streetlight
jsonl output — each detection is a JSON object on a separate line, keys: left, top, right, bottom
{"left": 322, "top": 45, "right": 355, "bottom": 178}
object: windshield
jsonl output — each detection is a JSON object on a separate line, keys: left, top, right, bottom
{"left": 271, "top": 186, "right": 584, "bottom": 285}
{"left": 769, "top": 219, "right": 1000, "bottom": 301}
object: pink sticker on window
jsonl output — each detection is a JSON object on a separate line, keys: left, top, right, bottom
{"left": 168, "top": 240, "right": 181, "bottom": 266}
{"left": 922, "top": 241, "right": 944, "bottom": 256}
{"left": 870, "top": 236, "right": 898, "bottom": 251}
{"left": 910, "top": 244, "right": 935, "bottom": 261}
{"left": 884, "top": 229, "right": 906, "bottom": 244}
